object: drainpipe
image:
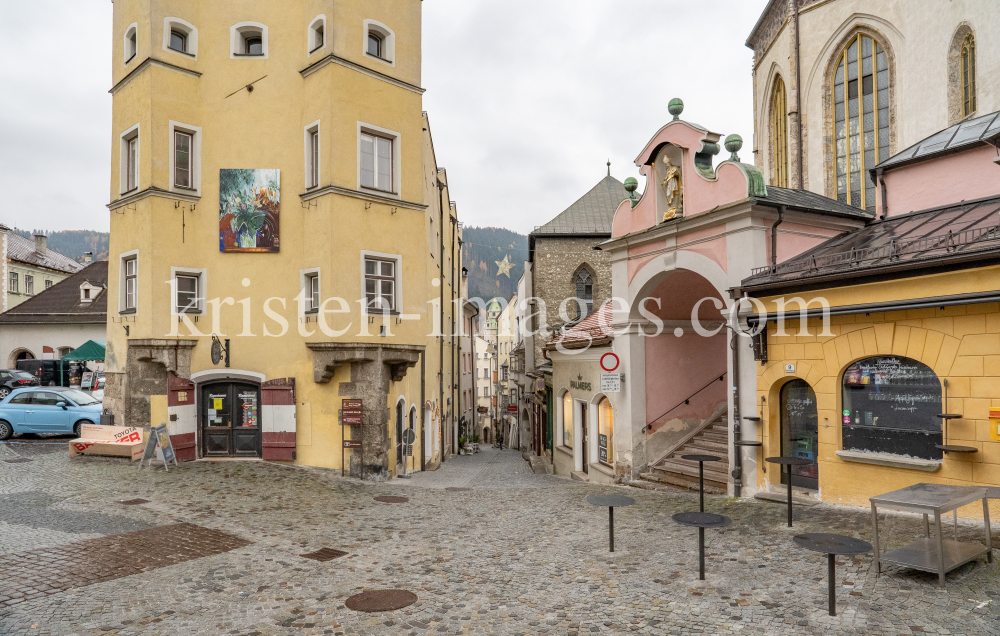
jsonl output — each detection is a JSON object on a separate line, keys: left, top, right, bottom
{"left": 732, "top": 327, "right": 743, "bottom": 498}
{"left": 771, "top": 206, "right": 785, "bottom": 272}
{"left": 793, "top": 0, "right": 804, "bottom": 190}
{"left": 420, "top": 350, "right": 426, "bottom": 471}
{"left": 437, "top": 176, "right": 446, "bottom": 464}
{"left": 877, "top": 168, "right": 888, "bottom": 219}
{"left": 451, "top": 215, "right": 458, "bottom": 456}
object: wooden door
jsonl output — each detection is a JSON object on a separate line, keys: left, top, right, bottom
{"left": 200, "top": 382, "right": 261, "bottom": 458}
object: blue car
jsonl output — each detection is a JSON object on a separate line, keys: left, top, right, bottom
{"left": 0, "top": 387, "right": 103, "bottom": 440}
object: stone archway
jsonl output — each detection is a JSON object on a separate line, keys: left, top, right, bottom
{"left": 8, "top": 348, "right": 35, "bottom": 368}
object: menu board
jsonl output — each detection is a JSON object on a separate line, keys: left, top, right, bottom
{"left": 598, "top": 434, "right": 609, "bottom": 464}
{"left": 842, "top": 356, "right": 942, "bottom": 459}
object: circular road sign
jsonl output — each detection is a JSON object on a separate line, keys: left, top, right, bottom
{"left": 600, "top": 352, "right": 620, "bottom": 372}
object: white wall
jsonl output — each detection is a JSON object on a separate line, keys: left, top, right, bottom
{"left": 1, "top": 323, "right": 106, "bottom": 369}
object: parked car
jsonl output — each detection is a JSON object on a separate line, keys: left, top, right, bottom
{"left": 15, "top": 360, "right": 82, "bottom": 387}
{"left": 0, "top": 370, "right": 39, "bottom": 399}
{"left": 0, "top": 387, "right": 103, "bottom": 440}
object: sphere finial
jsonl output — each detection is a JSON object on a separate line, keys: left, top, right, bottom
{"left": 724, "top": 134, "right": 743, "bottom": 162}
{"left": 623, "top": 177, "right": 638, "bottom": 193}
{"left": 668, "top": 98, "right": 684, "bottom": 121}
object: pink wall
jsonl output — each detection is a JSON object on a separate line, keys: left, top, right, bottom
{"left": 645, "top": 330, "right": 728, "bottom": 429}
{"left": 879, "top": 145, "right": 1000, "bottom": 217}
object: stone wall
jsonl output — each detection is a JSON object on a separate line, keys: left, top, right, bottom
{"left": 531, "top": 235, "right": 612, "bottom": 364}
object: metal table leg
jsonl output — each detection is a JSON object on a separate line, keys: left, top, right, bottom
{"left": 984, "top": 496, "right": 993, "bottom": 563}
{"left": 698, "top": 527, "right": 705, "bottom": 580}
{"left": 609, "top": 507, "right": 615, "bottom": 553}
{"left": 923, "top": 514, "right": 930, "bottom": 537}
{"left": 786, "top": 468, "right": 794, "bottom": 527}
{"left": 871, "top": 503, "right": 881, "bottom": 575}
{"left": 935, "top": 510, "right": 946, "bottom": 587}
{"left": 699, "top": 461, "right": 705, "bottom": 512}
{"left": 828, "top": 553, "right": 837, "bottom": 616}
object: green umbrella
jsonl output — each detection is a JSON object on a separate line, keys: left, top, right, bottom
{"left": 61, "top": 340, "right": 106, "bottom": 362}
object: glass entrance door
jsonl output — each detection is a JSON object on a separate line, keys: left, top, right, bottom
{"left": 200, "top": 382, "right": 261, "bottom": 458}
{"left": 780, "top": 379, "right": 819, "bottom": 489}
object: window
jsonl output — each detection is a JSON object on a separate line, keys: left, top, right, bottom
{"left": 360, "top": 131, "right": 393, "bottom": 192}
{"left": 45, "top": 280, "right": 52, "bottom": 290}
{"left": 365, "top": 257, "right": 396, "bottom": 312}
{"left": 231, "top": 22, "right": 268, "bottom": 59}
{"left": 962, "top": 34, "right": 976, "bottom": 117}
{"left": 24, "top": 275, "right": 33, "bottom": 296}
{"left": 770, "top": 76, "right": 789, "bottom": 188}
{"left": 83, "top": 288, "right": 91, "bottom": 300}
{"left": 305, "top": 122, "right": 320, "bottom": 189}
{"left": 307, "top": 273, "right": 320, "bottom": 313}
{"left": 120, "top": 125, "right": 140, "bottom": 194}
{"left": 832, "top": 33, "right": 889, "bottom": 213}
{"left": 598, "top": 397, "right": 613, "bottom": 466}
{"left": 562, "top": 392, "right": 573, "bottom": 448}
{"left": 174, "top": 131, "right": 192, "bottom": 188}
{"left": 367, "top": 32, "right": 382, "bottom": 58}
{"left": 308, "top": 16, "right": 326, "bottom": 54}
{"left": 170, "top": 30, "right": 187, "bottom": 53}
{"left": 124, "top": 23, "right": 137, "bottom": 64}
{"left": 123, "top": 256, "right": 137, "bottom": 312}
{"left": 363, "top": 20, "right": 395, "bottom": 65}
{"left": 842, "top": 356, "right": 942, "bottom": 460}
{"left": 175, "top": 274, "right": 199, "bottom": 313}
{"left": 9, "top": 272, "right": 18, "bottom": 294}
{"left": 575, "top": 269, "right": 594, "bottom": 319}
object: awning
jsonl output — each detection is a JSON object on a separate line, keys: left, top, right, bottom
{"left": 61, "top": 340, "right": 107, "bottom": 362}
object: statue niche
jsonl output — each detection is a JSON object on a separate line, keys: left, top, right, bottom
{"left": 655, "top": 145, "right": 684, "bottom": 222}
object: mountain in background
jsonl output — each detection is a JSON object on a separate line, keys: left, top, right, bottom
{"left": 462, "top": 226, "right": 528, "bottom": 303}
{"left": 12, "top": 229, "right": 110, "bottom": 263}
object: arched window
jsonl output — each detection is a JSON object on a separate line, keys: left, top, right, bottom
{"left": 770, "top": 76, "right": 789, "bottom": 188}
{"left": 562, "top": 392, "right": 573, "bottom": 448}
{"left": 597, "top": 397, "right": 613, "bottom": 466}
{"left": 832, "top": 33, "right": 889, "bottom": 213}
{"left": 842, "top": 356, "right": 942, "bottom": 460}
{"left": 962, "top": 34, "right": 977, "bottom": 118}
{"left": 575, "top": 269, "right": 594, "bottom": 319}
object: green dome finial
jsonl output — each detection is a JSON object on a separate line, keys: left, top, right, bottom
{"left": 624, "top": 177, "right": 639, "bottom": 208}
{"left": 724, "top": 134, "right": 743, "bottom": 162}
{"left": 668, "top": 98, "right": 684, "bottom": 121}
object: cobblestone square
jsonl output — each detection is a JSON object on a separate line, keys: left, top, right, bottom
{"left": 1, "top": 439, "right": 998, "bottom": 635}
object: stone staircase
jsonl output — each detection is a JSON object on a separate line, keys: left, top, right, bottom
{"left": 639, "top": 417, "right": 729, "bottom": 494}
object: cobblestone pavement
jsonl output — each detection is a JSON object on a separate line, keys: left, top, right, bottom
{"left": 0, "top": 439, "right": 999, "bottom": 635}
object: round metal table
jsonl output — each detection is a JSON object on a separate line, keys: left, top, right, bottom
{"left": 764, "top": 457, "right": 813, "bottom": 527}
{"left": 587, "top": 494, "right": 635, "bottom": 553}
{"left": 680, "top": 454, "right": 720, "bottom": 512}
{"left": 793, "top": 533, "right": 872, "bottom": 616}
{"left": 673, "top": 511, "right": 733, "bottom": 580}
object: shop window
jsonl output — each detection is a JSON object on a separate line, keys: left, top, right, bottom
{"left": 780, "top": 379, "right": 818, "bottom": 489}
{"left": 598, "top": 397, "right": 613, "bottom": 466}
{"left": 562, "top": 391, "right": 573, "bottom": 448}
{"left": 841, "top": 356, "right": 942, "bottom": 460}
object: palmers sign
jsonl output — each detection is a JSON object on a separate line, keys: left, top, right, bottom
{"left": 570, "top": 375, "right": 592, "bottom": 391}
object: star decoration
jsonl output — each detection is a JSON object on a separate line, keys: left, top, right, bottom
{"left": 495, "top": 254, "right": 514, "bottom": 278}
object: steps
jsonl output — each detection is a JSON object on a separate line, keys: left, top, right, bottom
{"left": 641, "top": 419, "right": 729, "bottom": 494}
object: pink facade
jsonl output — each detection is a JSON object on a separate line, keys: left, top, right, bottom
{"left": 878, "top": 145, "right": 1000, "bottom": 217}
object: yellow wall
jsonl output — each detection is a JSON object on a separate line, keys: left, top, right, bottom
{"left": 754, "top": 274, "right": 1000, "bottom": 518}
{"left": 106, "top": 0, "right": 460, "bottom": 474}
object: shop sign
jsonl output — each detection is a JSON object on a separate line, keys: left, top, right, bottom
{"left": 601, "top": 373, "right": 621, "bottom": 393}
{"left": 343, "top": 440, "right": 362, "bottom": 449}
{"left": 506, "top": 405, "right": 517, "bottom": 413}
{"left": 138, "top": 423, "right": 178, "bottom": 471}
{"left": 598, "top": 434, "right": 608, "bottom": 463}
{"left": 477, "top": 406, "right": 488, "bottom": 413}
{"left": 570, "top": 374, "right": 591, "bottom": 391}
{"left": 342, "top": 398, "right": 363, "bottom": 425}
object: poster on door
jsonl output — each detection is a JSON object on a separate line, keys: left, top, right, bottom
{"left": 598, "top": 434, "right": 608, "bottom": 464}
{"left": 239, "top": 391, "right": 258, "bottom": 427}
{"left": 208, "top": 393, "right": 226, "bottom": 426}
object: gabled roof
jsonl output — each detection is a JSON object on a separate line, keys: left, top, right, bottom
{"left": 531, "top": 175, "right": 629, "bottom": 236}
{"left": 0, "top": 261, "right": 108, "bottom": 324}
{"left": 5, "top": 232, "right": 83, "bottom": 274}
{"left": 740, "top": 195, "right": 1000, "bottom": 293}
{"left": 873, "top": 110, "right": 1000, "bottom": 173}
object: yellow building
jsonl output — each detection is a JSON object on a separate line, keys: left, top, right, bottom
{"left": 104, "top": 0, "right": 463, "bottom": 477}
{"left": 737, "top": 114, "right": 1000, "bottom": 515}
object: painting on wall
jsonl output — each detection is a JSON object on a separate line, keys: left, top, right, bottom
{"left": 219, "top": 169, "right": 280, "bottom": 252}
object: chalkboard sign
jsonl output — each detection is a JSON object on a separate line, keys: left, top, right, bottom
{"left": 138, "top": 423, "right": 179, "bottom": 471}
{"left": 598, "top": 434, "right": 609, "bottom": 464}
{"left": 842, "top": 356, "right": 942, "bottom": 460}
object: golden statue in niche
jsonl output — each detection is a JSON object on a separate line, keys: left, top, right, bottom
{"left": 660, "top": 155, "right": 683, "bottom": 221}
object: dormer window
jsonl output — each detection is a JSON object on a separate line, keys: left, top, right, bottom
{"left": 231, "top": 22, "right": 268, "bottom": 59}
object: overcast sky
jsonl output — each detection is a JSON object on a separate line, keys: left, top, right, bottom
{"left": 0, "top": 0, "right": 767, "bottom": 235}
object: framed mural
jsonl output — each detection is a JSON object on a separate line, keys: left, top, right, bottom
{"left": 219, "top": 169, "right": 280, "bottom": 252}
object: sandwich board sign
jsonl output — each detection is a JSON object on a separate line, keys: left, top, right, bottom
{"left": 138, "top": 423, "right": 178, "bottom": 471}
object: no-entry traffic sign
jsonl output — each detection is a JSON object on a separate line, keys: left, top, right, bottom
{"left": 600, "top": 352, "right": 620, "bottom": 372}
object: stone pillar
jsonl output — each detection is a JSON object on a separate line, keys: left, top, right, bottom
{"left": 104, "top": 339, "right": 197, "bottom": 428}
{"left": 307, "top": 343, "right": 423, "bottom": 481}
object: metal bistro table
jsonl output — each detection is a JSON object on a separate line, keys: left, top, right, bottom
{"left": 673, "top": 512, "right": 732, "bottom": 580}
{"left": 680, "top": 454, "right": 721, "bottom": 512}
{"left": 587, "top": 494, "right": 635, "bottom": 553}
{"left": 793, "top": 533, "right": 872, "bottom": 616}
{"left": 870, "top": 483, "right": 992, "bottom": 586}
{"left": 764, "top": 456, "right": 813, "bottom": 527}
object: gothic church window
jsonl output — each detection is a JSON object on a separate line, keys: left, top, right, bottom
{"left": 770, "top": 77, "right": 788, "bottom": 188}
{"left": 832, "top": 34, "right": 889, "bottom": 213}
{"left": 575, "top": 269, "right": 594, "bottom": 319}
{"left": 962, "top": 34, "right": 977, "bottom": 117}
